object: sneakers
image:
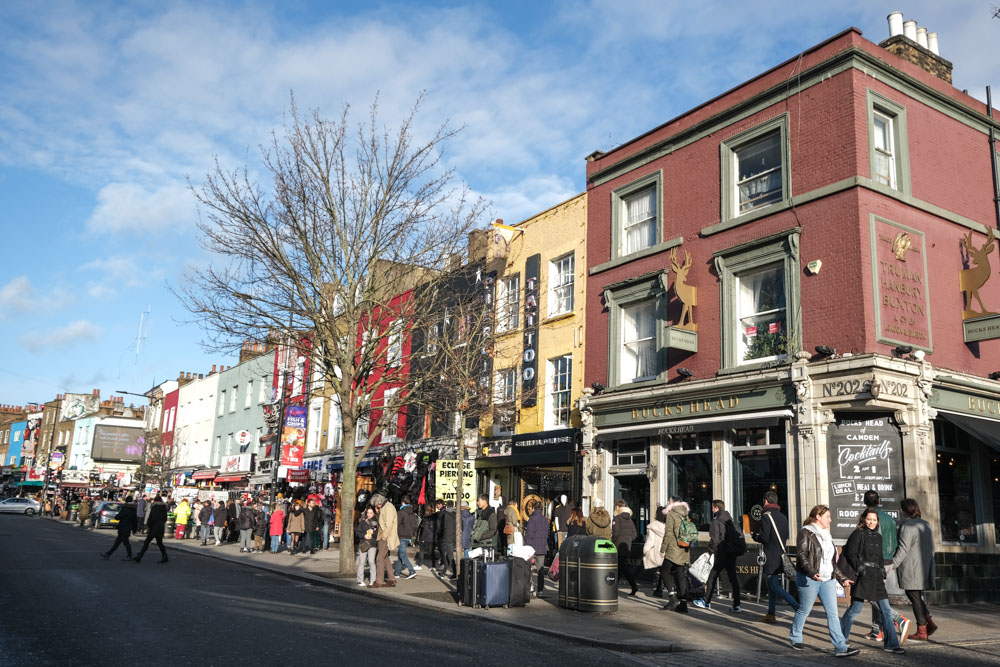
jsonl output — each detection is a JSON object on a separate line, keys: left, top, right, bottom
{"left": 884, "top": 646, "right": 906, "bottom": 654}
{"left": 789, "top": 641, "right": 804, "bottom": 651}
{"left": 898, "top": 617, "right": 911, "bottom": 644}
{"left": 406, "top": 572, "right": 418, "bottom": 580}
{"left": 99, "top": 552, "right": 109, "bottom": 560}
{"left": 759, "top": 613, "right": 777, "bottom": 624}
{"left": 357, "top": 581, "right": 367, "bottom": 587}
{"left": 864, "top": 630, "right": 883, "bottom": 642}
{"left": 692, "top": 599, "right": 708, "bottom": 609}
{"left": 733, "top": 606, "right": 743, "bottom": 613}
{"left": 413, "top": 565, "right": 423, "bottom": 571}
{"left": 835, "top": 647, "right": 860, "bottom": 658}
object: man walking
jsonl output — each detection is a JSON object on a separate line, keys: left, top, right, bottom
{"left": 394, "top": 495, "right": 419, "bottom": 580}
{"left": 862, "top": 490, "right": 911, "bottom": 643}
{"left": 212, "top": 500, "right": 227, "bottom": 545}
{"left": 693, "top": 500, "right": 742, "bottom": 612}
{"left": 753, "top": 491, "right": 799, "bottom": 623}
{"left": 371, "top": 494, "right": 398, "bottom": 587}
{"left": 134, "top": 495, "right": 169, "bottom": 564}
{"left": 135, "top": 495, "right": 147, "bottom": 535}
{"left": 101, "top": 495, "right": 138, "bottom": 561}
{"left": 198, "top": 500, "right": 213, "bottom": 545}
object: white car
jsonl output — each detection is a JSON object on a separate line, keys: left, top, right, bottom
{"left": 0, "top": 497, "right": 41, "bottom": 515}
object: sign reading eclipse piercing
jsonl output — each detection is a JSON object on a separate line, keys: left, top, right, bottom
{"left": 521, "top": 254, "right": 541, "bottom": 407}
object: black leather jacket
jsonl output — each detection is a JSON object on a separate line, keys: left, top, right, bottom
{"left": 795, "top": 526, "right": 848, "bottom": 584}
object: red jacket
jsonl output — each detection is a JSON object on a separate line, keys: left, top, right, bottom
{"left": 269, "top": 509, "right": 286, "bottom": 536}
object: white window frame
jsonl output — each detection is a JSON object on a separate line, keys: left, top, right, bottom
{"left": 293, "top": 357, "right": 305, "bottom": 397}
{"left": 735, "top": 262, "right": 787, "bottom": 365}
{"left": 548, "top": 253, "right": 575, "bottom": 316}
{"left": 387, "top": 319, "right": 403, "bottom": 367}
{"left": 494, "top": 368, "right": 517, "bottom": 404}
{"left": 259, "top": 377, "right": 269, "bottom": 404}
{"left": 620, "top": 186, "right": 657, "bottom": 256}
{"left": 497, "top": 275, "right": 520, "bottom": 333}
{"left": 621, "top": 300, "right": 657, "bottom": 384}
{"left": 734, "top": 132, "right": 783, "bottom": 216}
{"left": 381, "top": 388, "right": 399, "bottom": 442}
{"left": 546, "top": 354, "right": 573, "bottom": 429}
{"left": 245, "top": 380, "right": 253, "bottom": 409}
{"left": 329, "top": 396, "right": 343, "bottom": 451}
{"left": 226, "top": 432, "right": 233, "bottom": 456}
{"left": 218, "top": 391, "right": 226, "bottom": 417}
{"left": 230, "top": 385, "right": 238, "bottom": 413}
{"left": 720, "top": 115, "right": 789, "bottom": 220}
{"left": 872, "top": 112, "right": 896, "bottom": 189}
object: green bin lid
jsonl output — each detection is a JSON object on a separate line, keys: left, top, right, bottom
{"left": 594, "top": 540, "right": 617, "bottom": 554}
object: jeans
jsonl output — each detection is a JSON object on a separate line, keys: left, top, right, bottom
{"left": 322, "top": 523, "right": 330, "bottom": 550}
{"left": 200, "top": 525, "right": 210, "bottom": 543}
{"left": 704, "top": 552, "right": 740, "bottom": 607}
{"left": 356, "top": 547, "right": 376, "bottom": 583}
{"left": 270, "top": 535, "right": 281, "bottom": 553}
{"left": 789, "top": 574, "right": 850, "bottom": 652}
{"left": 240, "top": 529, "right": 252, "bottom": 550}
{"left": 843, "top": 598, "right": 900, "bottom": 648}
{"left": 870, "top": 599, "right": 903, "bottom": 632}
{"left": 213, "top": 526, "right": 224, "bottom": 544}
{"left": 766, "top": 573, "right": 799, "bottom": 614}
{"left": 394, "top": 538, "right": 416, "bottom": 577}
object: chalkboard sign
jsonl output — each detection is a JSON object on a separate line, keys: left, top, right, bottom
{"left": 826, "top": 413, "right": 905, "bottom": 541}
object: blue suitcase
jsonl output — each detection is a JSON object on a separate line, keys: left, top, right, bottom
{"left": 476, "top": 560, "right": 510, "bottom": 608}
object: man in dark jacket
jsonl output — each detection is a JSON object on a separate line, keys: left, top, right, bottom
{"left": 752, "top": 491, "right": 798, "bottom": 622}
{"left": 470, "top": 494, "right": 498, "bottom": 552}
{"left": 134, "top": 496, "right": 169, "bottom": 563}
{"left": 238, "top": 500, "right": 257, "bottom": 553}
{"left": 101, "top": 496, "right": 138, "bottom": 561}
{"left": 303, "top": 499, "right": 321, "bottom": 554}
{"left": 394, "top": 496, "right": 419, "bottom": 580}
{"left": 693, "top": 499, "right": 741, "bottom": 612}
{"left": 212, "top": 500, "right": 227, "bottom": 546}
{"left": 612, "top": 499, "right": 639, "bottom": 596}
{"left": 524, "top": 500, "right": 549, "bottom": 597}
{"left": 198, "top": 501, "right": 213, "bottom": 545}
{"left": 135, "top": 495, "right": 147, "bottom": 534}
{"left": 436, "top": 501, "right": 458, "bottom": 579}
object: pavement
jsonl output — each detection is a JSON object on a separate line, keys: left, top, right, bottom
{"left": 44, "top": 516, "right": 1000, "bottom": 662}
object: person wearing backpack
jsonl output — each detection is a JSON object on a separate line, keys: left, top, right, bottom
{"left": 693, "top": 499, "right": 743, "bottom": 612}
{"left": 659, "top": 497, "right": 694, "bottom": 613}
{"left": 753, "top": 491, "right": 799, "bottom": 623}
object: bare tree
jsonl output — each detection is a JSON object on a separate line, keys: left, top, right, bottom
{"left": 134, "top": 429, "right": 175, "bottom": 493}
{"left": 177, "top": 94, "right": 487, "bottom": 575}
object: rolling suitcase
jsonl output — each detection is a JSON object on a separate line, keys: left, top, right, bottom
{"left": 508, "top": 557, "right": 532, "bottom": 607}
{"left": 459, "top": 557, "right": 479, "bottom": 607}
{"left": 476, "top": 560, "right": 510, "bottom": 608}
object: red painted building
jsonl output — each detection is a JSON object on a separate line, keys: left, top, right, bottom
{"left": 579, "top": 24, "right": 1000, "bottom": 601}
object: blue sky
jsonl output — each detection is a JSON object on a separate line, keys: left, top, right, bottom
{"left": 0, "top": 1, "right": 997, "bottom": 407}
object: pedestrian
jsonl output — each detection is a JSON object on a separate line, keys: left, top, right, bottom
{"left": 101, "top": 495, "right": 138, "bottom": 561}
{"left": 840, "top": 508, "right": 905, "bottom": 653}
{"left": 198, "top": 500, "right": 213, "bottom": 545}
{"left": 286, "top": 500, "right": 306, "bottom": 554}
{"left": 213, "top": 500, "right": 227, "bottom": 546}
{"left": 192, "top": 499, "right": 203, "bottom": 539}
{"left": 460, "top": 501, "right": 475, "bottom": 558}
{"left": 134, "top": 495, "right": 169, "bottom": 564}
{"left": 552, "top": 495, "right": 574, "bottom": 550}
{"left": 890, "top": 499, "right": 937, "bottom": 641}
{"left": 44, "top": 498, "right": 53, "bottom": 517}
{"left": 394, "top": 495, "right": 419, "bottom": 580}
{"left": 227, "top": 499, "right": 239, "bottom": 543}
{"left": 860, "top": 490, "right": 910, "bottom": 643}
{"left": 238, "top": 498, "right": 256, "bottom": 553}
{"left": 136, "top": 495, "right": 147, "bottom": 534}
{"left": 788, "top": 504, "right": 859, "bottom": 657}
{"left": 611, "top": 498, "right": 639, "bottom": 596}
{"left": 173, "top": 498, "right": 191, "bottom": 540}
{"left": 252, "top": 502, "right": 268, "bottom": 553}
{"left": 524, "top": 499, "right": 549, "bottom": 597}
{"left": 470, "top": 494, "right": 498, "bottom": 553}
{"left": 320, "top": 500, "right": 334, "bottom": 551}
{"left": 503, "top": 499, "right": 521, "bottom": 547}
{"left": 753, "top": 491, "right": 799, "bottom": 623}
{"left": 78, "top": 496, "right": 92, "bottom": 528}
{"left": 585, "top": 498, "right": 612, "bottom": 538}
{"left": 437, "top": 500, "right": 459, "bottom": 578}
{"left": 303, "top": 498, "right": 321, "bottom": 554}
{"left": 643, "top": 505, "right": 667, "bottom": 598}
{"left": 659, "top": 498, "right": 692, "bottom": 613}
{"left": 355, "top": 507, "right": 378, "bottom": 586}
{"left": 417, "top": 504, "right": 438, "bottom": 569}
{"left": 268, "top": 503, "right": 285, "bottom": 554}
{"left": 371, "top": 494, "right": 398, "bottom": 588}
{"left": 693, "top": 500, "right": 741, "bottom": 612}
{"left": 566, "top": 507, "right": 587, "bottom": 537}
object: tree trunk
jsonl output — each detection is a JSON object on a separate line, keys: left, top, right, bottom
{"left": 338, "top": 464, "right": 357, "bottom": 575}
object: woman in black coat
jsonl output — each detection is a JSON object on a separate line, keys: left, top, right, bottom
{"left": 839, "top": 508, "right": 904, "bottom": 653}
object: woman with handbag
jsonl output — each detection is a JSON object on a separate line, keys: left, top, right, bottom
{"left": 355, "top": 507, "right": 379, "bottom": 586}
{"left": 840, "top": 508, "right": 905, "bottom": 653}
{"left": 754, "top": 491, "right": 799, "bottom": 623}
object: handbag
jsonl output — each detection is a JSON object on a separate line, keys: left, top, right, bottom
{"left": 689, "top": 552, "right": 713, "bottom": 583}
{"left": 503, "top": 524, "right": 515, "bottom": 535}
{"left": 764, "top": 512, "right": 796, "bottom": 579}
{"left": 546, "top": 552, "right": 560, "bottom": 581}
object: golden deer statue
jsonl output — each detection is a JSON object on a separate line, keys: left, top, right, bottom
{"left": 670, "top": 248, "right": 697, "bottom": 331}
{"left": 960, "top": 228, "right": 996, "bottom": 319}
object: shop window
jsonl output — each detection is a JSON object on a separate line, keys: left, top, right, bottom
{"left": 548, "top": 253, "right": 575, "bottom": 316}
{"left": 613, "top": 439, "right": 647, "bottom": 467}
{"left": 611, "top": 171, "right": 662, "bottom": 259}
{"left": 666, "top": 433, "right": 713, "bottom": 530}
{"left": 497, "top": 275, "right": 520, "bottom": 333}
{"left": 714, "top": 229, "right": 800, "bottom": 371}
{"left": 991, "top": 454, "right": 1000, "bottom": 545}
{"left": 867, "top": 90, "right": 910, "bottom": 195}
{"left": 730, "top": 425, "right": 787, "bottom": 535}
{"left": 546, "top": 355, "right": 572, "bottom": 429}
{"left": 935, "top": 420, "right": 980, "bottom": 544}
{"left": 721, "top": 116, "right": 789, "bottom": 219}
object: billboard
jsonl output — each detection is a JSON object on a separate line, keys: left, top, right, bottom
{"left": 92, "top": 425, "right": 144, "bottom": 463}
{"left": 22, "top": 415, "right": 40, "bottom": 458}
{"left": 60, "top": 393, "right": 100, "bottom": 421}
{"left": 281, "top": 406, "right": 306, "bottom": 467}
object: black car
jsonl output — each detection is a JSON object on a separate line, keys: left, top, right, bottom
{"left": 91, "top": 501, "right": 124, "bottom": 529}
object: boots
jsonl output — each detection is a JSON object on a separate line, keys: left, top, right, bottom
{"left": 926, "top": 615, "right": 938, "bottom": 636}
{"left": 910, "top": 625, "right": 929, "bottom": 641}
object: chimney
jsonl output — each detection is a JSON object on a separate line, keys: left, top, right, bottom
{"left": 879, "top": 12, "right": 952, "bottom": 84}
{"left": 468, "top": 229, "right": 488, "bottom": 263}
{"left": 212, "top": 364, "right": 217, "bottom": 373}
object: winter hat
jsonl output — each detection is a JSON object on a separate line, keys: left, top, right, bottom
{"left": 593, "top": 498, "right": 604, "bottom": 508}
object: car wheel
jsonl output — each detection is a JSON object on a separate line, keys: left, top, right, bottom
{"left": 25, "top": 508, "right": 36, "bottom": 516}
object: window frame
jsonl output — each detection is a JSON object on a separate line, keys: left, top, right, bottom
{"left": 548, "top": 252, "right": 575, "bottom": 317}
{"left": 387, "top": 318, "right": 404, "bottom": 367}
{"left": 603, "top": 272, "right": 669, "bottom": 389}
{"left": 494, "top": 367, "right": 517, "bottom": 405}
{"left": 245, "top": 380, "right": 253, "bottom": 409}
{"left": 380, "top": 388, "right": 399, "bottom": 443}
{"left": 714, "top": 228, "right": 801, "bottom": 372}
{"left": 497, "top": 274, "right": 521, "bottom": 333}
{"left": 866, "top": 90, "right": 910, "bottom": 196}
{"left": 611, "top": 171, "right": 663, "bottom": 259}
{"left": 720, "top": 115, "right": 790, "bottom": 221}
{"left": 229, "top": 385, "right": 238, "bottom": 413}
{"left": 218, "top": 391, "right": 226, "bottom": 417}
{"left": 546, "top": 354, "right": 573, "bottom": 429}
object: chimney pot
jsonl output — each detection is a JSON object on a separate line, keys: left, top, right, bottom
{"left": 903, "top": 19, "right": 917, "bottom": 41}
{"left": 916, "top": 26, "right": 928, "bottom": 48}
{"left": 927, "top": 31, "right": 939, "bottom": 55}
{"left": 887, "top": 11, "right": 903, "bottom": 37}
{"left": 212, "top": 364, "right": 217, "bottom": 373}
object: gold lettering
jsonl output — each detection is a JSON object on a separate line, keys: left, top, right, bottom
{"left": 632, "top": 409, "right": 639, "bottom": 420}
{"left": 652, "top": 405, "right": 661, "bottom": 417}
{"left": 729, "top": 396, "right": 739, "bottom": 408}
{"left": 690, "top": 402, "right": 699, "bottom": 413}
{"left": 715, "top": 399, "right": 725, "bottom": 410}
{"left": 663, "top": 404, "right": 673, "bottom": 416}
{"left": 641, "top": 407, "right": 649, "bottom": 419}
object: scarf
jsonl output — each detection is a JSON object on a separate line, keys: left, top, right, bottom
{"left": 805, "top": 523, "right": 835, "bottom": 580}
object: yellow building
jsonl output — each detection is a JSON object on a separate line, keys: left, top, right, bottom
{"left": 478, "top": 192, "right": 587, "bottom": 515}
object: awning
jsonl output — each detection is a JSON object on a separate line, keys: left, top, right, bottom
{"left": 60, "top": 482, "right": 88, "bottom": 488}
{"left": 19, "top": 480, "right": 44, "bottom": 487}
{"left": 937, "top": 410, "right": 1000, "bottom": 452}
{"left": 215, "top": 474, "right": 247, "bottom": 483}
{"left": 248, "top": 475, "right": 271, "bottom": 485}
{"left": 595, "top": 409, "right": 794, "bottom": 443}
{"left": 475, "top": 449, "right": 575, "bottom": 469}
{"left": 191, "top": 469, "right": 218, "bottom": 480}
{"left": 328, "top": 451, "right": 379, "bottom": 471}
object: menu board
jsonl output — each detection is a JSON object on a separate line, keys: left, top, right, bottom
{"left": 826, "top": 413, "right": 904, "bottom": 540}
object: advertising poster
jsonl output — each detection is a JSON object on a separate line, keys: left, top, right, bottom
{"left": 92, "top": 425, "right": 144, "bottom": 463}
{"left": 281, "top": 406, "right": 306, "bottom": 467}
{"left": 826, "top": 412, "right": 904, "bottom": 540}
{"left": 23, "top": 416, "right": 40, "bottom": 457}
{"left": 60, "top": 393, "right": 100, "bottom": 421}
{"left": 435, "top": 459, "right": 476, "bottom": 506}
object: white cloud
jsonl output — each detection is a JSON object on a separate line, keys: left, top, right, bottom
{"left": 0, "top": 275, "right": 71, "bottom": 320}
{"left": 85, "top": 182, "right": 195, "bottom": 234}
{"left": 19, "top": 320, "right": 102, "bottom": 352}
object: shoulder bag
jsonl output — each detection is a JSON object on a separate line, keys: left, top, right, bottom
{"left": 765, "top": 512, "right": 796, "bottom": 579}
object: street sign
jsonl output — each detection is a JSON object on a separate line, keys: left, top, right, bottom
{"left": 236, "top": 430, "right": 251, "bottom": 446}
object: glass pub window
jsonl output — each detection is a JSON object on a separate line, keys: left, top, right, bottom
{"left": 666, "top": 433, "right": 713, "bottom": 530}
{"left": 737, "top": 263, "right": 787, "bottom": 363}
{"left": 613, "top": 439, "right": 647, "bottom": 467}
{"left": 731, "top": 426, "right": 787, "bottom": 534}
{"left": 621, "top": 300, "right": 656, "bottom": 383}
{"left": 735, "top": 131, "right": 783, "bottom": 214}
{"left": 935, "top": 420, "right": 979, "bottom": 544}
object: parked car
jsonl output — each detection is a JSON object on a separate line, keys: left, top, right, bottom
{"left": 0, "top": 497, "right": 41, "bottom": 515}
{"left": 91, "top": 501, "right": 123, "bottom": 529}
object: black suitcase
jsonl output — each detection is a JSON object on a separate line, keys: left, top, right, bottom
{"left": 508, "top": 557, "right": 532, "bottom": 606}
{"left": 459, "top": 557, "right": 478, "bottom": 607}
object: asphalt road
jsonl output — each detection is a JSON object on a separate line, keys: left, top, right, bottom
{"left": 0, "top": 515, "right": 627, "bottom": 666}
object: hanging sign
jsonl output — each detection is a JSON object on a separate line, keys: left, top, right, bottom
{"left": 521, "top": 254, "right": 540, "bottom": 407}
{"left": 870, "top": 216, "right": 932, "bottom": 351}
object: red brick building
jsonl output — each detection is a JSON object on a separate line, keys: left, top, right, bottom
{"left": 579, "top": 25, "right": 1000, "bottom": 601}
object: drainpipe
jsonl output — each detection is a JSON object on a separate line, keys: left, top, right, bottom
{"left": 988, "top": 86, "right": 1000, "bottom": 230}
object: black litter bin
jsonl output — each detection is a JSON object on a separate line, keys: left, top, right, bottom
{"left": 558, "top": 535, "right": 618, "bottom": 613}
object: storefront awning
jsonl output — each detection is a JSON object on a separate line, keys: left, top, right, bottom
{"left": 19, "top": 480, "right": 44, "bottom": 487}
{"left": 595, "top": 409, "right": 793, "bottom": 443}
{"left": 937, "top": 410, "right": 1000, "bottom": 452}
{"left": 215, "top": 474, "right": 247, "bottom": 483}
{"left": 475, "top": 449, "right": 575, "bottom": 469}
{"left": 248, "top": 475, "right": 271, "bottom": 485}
{"left": 191, "top": 469, "right": 218, "bottom": 480}
{"left": 328, "top": 452, "right": 379, "bottom": 471}
{"left": 60, "top": 482, "right": 88, "bottom": 488}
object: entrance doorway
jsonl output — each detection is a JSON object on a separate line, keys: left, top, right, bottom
{"left": 613, "top": 473, "right": 649, "bottom": 534}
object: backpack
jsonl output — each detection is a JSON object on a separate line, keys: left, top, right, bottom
{"left": 723, "top": 519, "right": 747, "bottom": 556}
{"left": 677, "top": 516, "right": 698, "bottom": 548}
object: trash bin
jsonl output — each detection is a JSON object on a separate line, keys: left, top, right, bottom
{"left": 166, "top": 513, "right": 176, "bottom": 537}
{"left": 558, "top": 535, "right": 618, "bottom": 613}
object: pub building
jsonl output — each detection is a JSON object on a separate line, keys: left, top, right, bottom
{"left": 580, "top": 22, "right": 1000, "bottom": 601}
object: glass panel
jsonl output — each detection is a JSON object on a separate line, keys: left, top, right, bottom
{"left": 550, "top": 254, "right": 575, "bottom": 315}
{"left": 731, "top": 449, "right": 787, "bottom": 536}
{"left": 738, "top": 263, "right": 787, "bottom": 362}
{"left": 668, "top": 451, "right": 713, "bottom": 531}
{"left": 548, "top": 355, "right": 572, "bottom": 428}
{"left": 736, "top": 132, "right": 782, "bottom": 213}
{"left": 873, "top": 115, "right": 890, "bottom": 151}
{"left": 936, "top": 447, "right": 979, "bottom": 544}
{"left": 622, "top": 301, "right": 656, "bottom": 382}
{"left": 991, "top": 454, "right": 1000, "bottom": 545}
{"left": 613, "top": 474, "right": 649, "bottom": 536}
{"left": 623, "top": 187, "right": 657, "bottom": 254}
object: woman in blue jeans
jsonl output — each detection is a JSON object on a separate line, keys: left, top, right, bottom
{"left": 840, "top": 508, "right": 905, "bottom": 653}
{"left": 789, "top": 505, "right": 859, "bottom": 658}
